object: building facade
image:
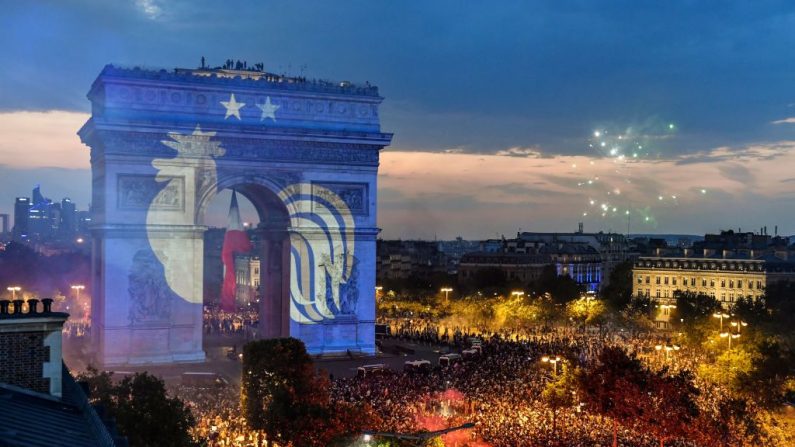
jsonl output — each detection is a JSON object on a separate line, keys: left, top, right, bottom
{"left": 633, "top": 256, "right": 795, "bottom": 328}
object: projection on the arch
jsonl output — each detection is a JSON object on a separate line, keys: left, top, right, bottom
{"left": 144, "top": 126, "right": 359, "bottom": 324}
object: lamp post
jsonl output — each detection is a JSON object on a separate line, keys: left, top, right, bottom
{"left": 719, "top": 332, "right": 740, "bottom": 350}
{"left": 71, "top": 284, "right": 85, "bottom": 301}
{"left": 6, "top": 286, "right": 21, "bottom": 300}
{"left": 541, "top": 355, "right": 562, "bottom": 376}
{"left": 511, "top": 290, "right": 525, "bottom": 299}
{"left": 440, "top": 287, "right": 453, "bottom": 303}
{"left": 730, "top": 320, "right": 747, "bottom": 335}
{"left": 713, "top": 312, "right": 730, "bottom": 331}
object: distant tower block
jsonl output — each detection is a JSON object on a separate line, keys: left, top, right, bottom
{"left": 79, "top": 65, "right": 391, "bottom": 366}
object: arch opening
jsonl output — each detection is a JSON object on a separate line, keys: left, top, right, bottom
{"left": 202, "top": 182, "right": 291, "bottom": 341}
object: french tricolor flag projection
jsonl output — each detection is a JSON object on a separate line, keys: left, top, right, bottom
{"left": 221, "top": 190, "right": 252, "bottom": 311}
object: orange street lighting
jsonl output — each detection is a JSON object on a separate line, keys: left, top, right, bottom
{"left": 719, "top": 332, "right": 741, "bottom": 349}
{"left": 730, "top": 320, "right": 748, "bottom": 335}
{"left": 713, "top": 312, "right": 730, "bottom": 331}
{"left": 6, "top": 286, "right": 21, "bottom": 300}
{"left": 71, "top": 284, "right": 85, "bottom": 302}
{"left": 511, "top": 290, "right": 525, "bottom": 298}
{"left": 541, "top": 355, "right": 563, "bottom": 375}
{"left": 440, "top": 287, "right": 453, "bottom": 302}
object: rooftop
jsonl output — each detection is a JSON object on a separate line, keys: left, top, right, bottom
{"left": 99, "top": 63, "right": 381, "bottom": 98}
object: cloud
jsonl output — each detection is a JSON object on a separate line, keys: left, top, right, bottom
{"left": 378, "top": 141, "right": 795, "bottom": 238}
{"left": 0, "top": 110, "right": 90, "bottom": 169}
{"left": 135, "top": 0, "right": 163, "bottom": 19}
{"left": 495, "top": 146, "right": 543, "bottom": 157}
{"left": 772, "top": 117, "right": 795, "bottom": 124}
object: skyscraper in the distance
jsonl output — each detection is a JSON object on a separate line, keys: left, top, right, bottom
{"left": 13, "top": 197, "right": 30, "bottom": 240}
{"left": 60, "top": 198, "right": 77, "bottom": 237}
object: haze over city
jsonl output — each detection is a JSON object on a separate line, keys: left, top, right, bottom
{"left": 3, "top": 1, "right": 795, "bottom": 238}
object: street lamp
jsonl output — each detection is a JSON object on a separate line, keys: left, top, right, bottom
{"left": 730, "top": 320, "right": 748, "bottom": 335}
{"left": 719, "top": 332, "right": 740, "bottom": 349}
{"left": 440, "top": 287, "right": 453, "bottom": 302}
{"left": 511, "top": 290, "right": 525, "bottom": 299}
{"left": 713, "top": 312, "right": 730, "bottom": 331}
{"left": 6, "top": 286, "right": 21, "bottom": 300}
{"left": 71, "top": 284, "right": 85, "bottom": 300}
{"left": 541, "top": 355, "right": 562, "bottom": 376}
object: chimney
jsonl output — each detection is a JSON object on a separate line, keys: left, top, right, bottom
{"left": 0, "top": 298, "right": 68, "bottom": 397}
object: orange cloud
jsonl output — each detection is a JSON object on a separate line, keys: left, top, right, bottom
{"left": 0, "top": 110, "right": 90, "bottom": 169}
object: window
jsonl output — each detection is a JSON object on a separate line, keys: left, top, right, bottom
{"left": 721, "top": 279, "right": 726, "bottom": 288}
{"left": 664, "top": 277, "right": 669, "bottom": 285}
{"left": 702, "top": 279, "right": 707, "bottom": 287}
{"left": 729, "top": 293, "right": 734, "bottom": 302}
{"left": 637, "top": 276, "right": 643, "bottom": 284}
{"left": 656, "top": 277, "right": 661, "bottom": 285}
{"left": 656, "top": 290, "right": 661, "bottom": 298}
{"left": 645, "top": 276, "right": 650, "bottom": 284}
{"left": 691, "top": 278, "right": 696, "bottom": 286}
{"left": 749, "top": 281, "right": 754, "bottom": 289}
{"left": 646, "top": 289, "right": 650, "bottom": 297}
{"left": 710, "top": 279, "right": 715, "bottom": 287}
{"left": 721, "top": 293, "right": 726, "bottom": 301}
{"left": 737, "top": 280, "right": 743, "bottom": 289}
{"left": 757, "top": 280, "right": 762, "bottom": 289}
{"left": 729, "top": 280, "right": 734, "bottom": 288}
{"left": 672, "top": 278, "right": 677, "bottom": 286}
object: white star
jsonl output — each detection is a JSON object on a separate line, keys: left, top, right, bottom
{"left": 257, "top": 96, "right": 280, "bottom": 121}
{"left": 220, "top": 93, "right": 245, "bottom": 120}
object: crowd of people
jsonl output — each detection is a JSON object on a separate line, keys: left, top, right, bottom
{"left": 332, "top": 320, "right": 760, "bottom": 447}
{"left": 173, "top": 384, "right": 270, "bottom": 447}
{"left": 203, "top": 306, "right": 259, "bottom": 338}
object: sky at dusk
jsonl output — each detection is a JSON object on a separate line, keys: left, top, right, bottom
{"left": 2, "top": 1, "right": 795, "bottom": 238}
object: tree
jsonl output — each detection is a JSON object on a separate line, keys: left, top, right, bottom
{"left": 566, "top": 297, "right": 606, "bottom": 327}
{"left": 242, "top": 337, "right": 370, "bottom": 446}
{"left": 78, "top": 368, "right": 197, "bottom": 447}
{"left": 673, "top": 291, "right": 722, "bottom": 343}
{"left": 542, "top": 366, "right": 578, "bottom": 433}
{"left": 735, "top": 339, "right": 794, "bottom": 408}
{"left": 641, "top": 370, "right": 701, "bottom": 447}
{"left": 578, "top": 347, "right": 650, "bottom": 447}
{"left": 535, "top": 265, "right": 582, "bottom": 304}
{"left": 601, "top": 261, "right": 634, "bottom": 311}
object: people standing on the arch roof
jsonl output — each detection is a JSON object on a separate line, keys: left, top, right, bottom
{"left": 221, "top": 190, "right": 252, "bottom": 312}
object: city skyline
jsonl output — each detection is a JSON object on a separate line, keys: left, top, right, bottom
{"left": 2, "top": 1, "right": 795, "bottom": 238}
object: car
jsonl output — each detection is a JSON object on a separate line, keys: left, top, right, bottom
{"left": 404, "top": 360, "right": 432, "bottom": 372}
{"left": 439, "top": 353, "right": 463, "bottom": 367}
{"left": 357, "top": 364, "right": 388, "bottom": 378}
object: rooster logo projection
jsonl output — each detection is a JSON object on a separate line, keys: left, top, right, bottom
{"left": 147, "top": 126, "right": 225, "bottom": 304}
{"left": 146, "top": 125, "right": 358, "bottom": 323}
{"left": 278, "top": 184, "right": 358, "bottom": 324}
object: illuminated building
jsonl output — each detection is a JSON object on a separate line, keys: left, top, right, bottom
{"left": 467, "top": 231, "right": 631, "bottom": 292}
{"left": 234, "top": 254, "right": 260, "bottom": 306}
{"left": 13, "top": 197, "right": 30, "bottom": 240}
{"left": 79, "top": 63, "right": 391, "bottom": 365}
{"left": 633, "top": 253, "right": 795, "bottom": 329}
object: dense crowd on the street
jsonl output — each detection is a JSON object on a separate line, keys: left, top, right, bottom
{"left": 159, "top": 316, "right": 781, "bottom": 446}
{"left": 335, "top": 321, "right": 698, "bottom": 446}
{"left": 173, "top": 384, "right": 271, "bottom": 447}
{"left": 203, "top": 306, "right": 259, "bottom": 338}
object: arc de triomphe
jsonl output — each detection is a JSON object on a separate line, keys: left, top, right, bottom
{"left": 79, "top": 65, "right": 391, "bottom": 366}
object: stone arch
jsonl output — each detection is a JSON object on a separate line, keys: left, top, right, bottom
{"left": 195, "top": 172, "right": 301, "bottom": 227}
